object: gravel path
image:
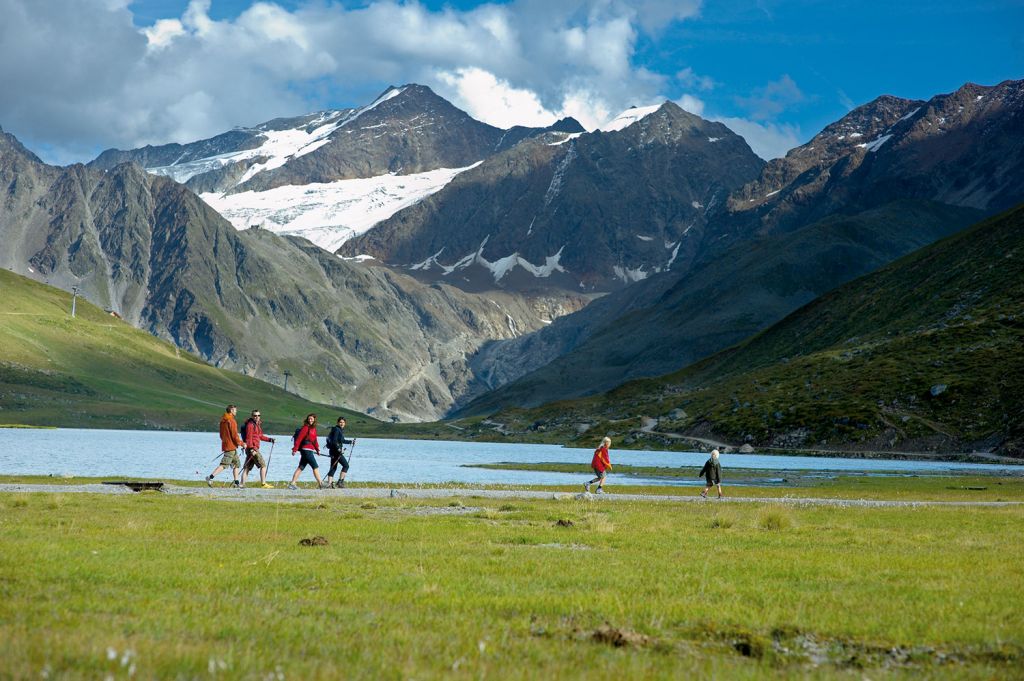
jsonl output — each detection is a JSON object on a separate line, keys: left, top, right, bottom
{"left": 1, "top": 482, "right": 1021, "bottom": 508}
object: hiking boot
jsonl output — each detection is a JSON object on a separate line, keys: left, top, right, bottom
{"left": 583, "top": 482, "right": 591, "bottom": 493}
{"left": 595, "top": 487, "right": 605, "bottom": 494}
{"left": 232, "top": 480, "right": 241, "bottom": 489}
{"left": 324, "top": 477, "right": 333, "bottom": 488}
{"left": 261, "top": 482, "right": 274, "bottom": 489}
{"left": 206, "top": 475, "right": 214, "bottom": 487}
{"left": 700, "top": 491, "right": 707, "bottom": 499}
{"left": 287, "top": 483, "right": 298, "bottom": 490}
{"left": 337, "top": 480, "right": 346, "bottom": 488}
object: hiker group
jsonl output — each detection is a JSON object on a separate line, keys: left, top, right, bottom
{"left": 583, "top": 438, "right": 724, "bottom": 497}
{"left": 206, "top": 405, "right": 356, "bottom": 490}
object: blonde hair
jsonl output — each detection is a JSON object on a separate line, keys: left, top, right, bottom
{"left": 602, "top": 437, "right": 611, "bottom": 446}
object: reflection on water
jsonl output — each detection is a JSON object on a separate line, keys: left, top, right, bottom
{"left": 0, "top": 429, "right": 1018, "bottom": 486}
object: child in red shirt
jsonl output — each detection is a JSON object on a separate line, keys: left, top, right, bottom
{"left": 584, "top": 437, "right": 612, "bottom": 494}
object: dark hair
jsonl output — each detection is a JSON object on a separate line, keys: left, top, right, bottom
{"left": 305, "top": 413, "right": 317, "bottom": 425}
{"left": 337, "top": 417, "right": 346, "bottom": 424}
{"left": 226, "top": 404, "right": 236, "bottom": 412}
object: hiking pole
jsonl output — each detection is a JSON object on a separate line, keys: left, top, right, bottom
{"left": 346, "top": 439, "right": 357, "bottom": 482}
{"left": 265, "top": 441, "right": 275, "bottom": 480}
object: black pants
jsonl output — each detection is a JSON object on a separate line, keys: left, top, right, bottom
{"left": 328, "top": 449, "right": 349, "bottom": 478}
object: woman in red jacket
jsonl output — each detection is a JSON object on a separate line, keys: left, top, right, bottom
{"left": 288, "top": 413, "right": 325, "bottom": 490}
{"left": 584, "top": 436, "right": 613, "bottom": 494}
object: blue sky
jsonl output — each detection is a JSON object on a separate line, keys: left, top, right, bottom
{"left": 2, "top": 0, "right": 1021, "bottom": 163}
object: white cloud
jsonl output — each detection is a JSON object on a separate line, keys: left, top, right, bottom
{"left": 144, "top": 18, "right": 185, "bottom": 49}
{"left": 714, "top": 116, "right": 802, "bottom": 160}
{"left": 676, "top": 67, "right": 714, "bottom": 91}
{"left": 0, "top": 0, "right": 709, "bottom": 163}
{"left": 675, "top": 94, "right": 706, "bottom": 117}
{"left": 436, "top": 68, "right": 560, "bottom": 129}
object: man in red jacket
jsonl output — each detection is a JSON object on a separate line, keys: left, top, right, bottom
{"left": 240, "top": 409, "right": 276, "bottom": 489}
{"left": 207, "top": 405, "right": 244, "bottom": 488}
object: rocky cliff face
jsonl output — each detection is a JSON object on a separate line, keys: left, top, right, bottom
{"left": 339, "top": 102, "right": 765, "bottom": 291}
{"left": 1, "top": 130, "right": 587, "bottom": 421}
{"left": 726, "top": 80, "right": 1024, "bottom": 237}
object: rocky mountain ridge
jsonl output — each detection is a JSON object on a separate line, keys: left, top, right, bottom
{"left": 89, "top": 86, "right": 585, "bottom": 252}
{"left": 455, "top": 79, "right": 1024, "bottom": 415}
{"left": 339, "top": 101, "right": 765, "bottom": 290}
{"left": 1, "top": 128, "right": 586, "bottom": 421}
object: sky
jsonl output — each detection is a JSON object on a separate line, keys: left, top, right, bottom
{"left": 1, "top": 0, "right": 1021, "bottom": 164}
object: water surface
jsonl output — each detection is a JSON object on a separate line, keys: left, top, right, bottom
{"left": 1, "top": 429, "right": 1018, "bottom": 487}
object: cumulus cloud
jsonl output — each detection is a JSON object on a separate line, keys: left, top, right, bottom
{"left": 0, "top": 0, "right": 709, "bottom": 163}
{"left": 0, "top": 0, "right": 807, "bottom": 165}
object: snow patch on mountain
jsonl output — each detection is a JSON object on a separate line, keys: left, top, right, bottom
{"left": 613, "top": 264, "right": 649, "bottom": 283}
{"left": 201, "top": 162, "right": 478, "bottom": 252}
{"left": 858, "top": 133, "right": 893, "bottom": 153}
{"left": 600, "top": 104, "right": 662, "bottom": 132}
{"left": 149, "top": 110, "right": 348, "bottom": 184}
{"left": 409, "top": 241, "right": 567, "bottom": 283}
{"left": 148, "top": 87, "right": 410, "bottom": 187}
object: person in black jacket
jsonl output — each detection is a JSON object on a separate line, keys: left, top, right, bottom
{"left": 324, "top": 417, "right": 356, "bottom": 488}
{"left": 698, "top": 449, "right": 723, "bottom": 498}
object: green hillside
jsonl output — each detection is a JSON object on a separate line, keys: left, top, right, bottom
{"left": 457, "top": 204, "right": 1024, "bottom": 457}
{"left": 0, "top": 269, "right": 379, "bottom": 433}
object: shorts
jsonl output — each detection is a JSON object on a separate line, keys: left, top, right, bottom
{"left": 592, "top": 466, "right": 607, "bottom": 480}
{"left": 243, "top": 448, "right": 266, "bottom": 471}
{"left": 219, "top": 450, "right": 241, "bottom": 468}
{"left": 298, "top": 449, "right": 319, "bottom": 470}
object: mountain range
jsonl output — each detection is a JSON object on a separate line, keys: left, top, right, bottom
{"left": 457, "top": 79, "right": 1024, "bottom": 415}
{"left": 2, "top": 78, "right": 1022, "bottom": 434}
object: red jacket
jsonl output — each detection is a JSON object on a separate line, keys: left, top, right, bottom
{"left": 591, "top": 445, "right": 611, "bottom": 472}
{"left": 243, "top": 418, "right": 272, "bottom": 450}
{"left": 293, "top": 424, "right": 320, "bottom": 454}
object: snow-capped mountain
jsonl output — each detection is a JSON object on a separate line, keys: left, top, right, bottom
{"left": 339, "top": 101, "right": 765, "bottom": 291}
{"left": 90, "top": 85, "right": 583, "bottom": 251}
{"left": 1, "top": 126, "right": 588, "bottom": 421}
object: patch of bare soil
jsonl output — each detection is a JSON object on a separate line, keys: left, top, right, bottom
{"left": 298, "top": 536, "right": 328, "bottom": 546}
{"left": 592, "top": 624, "right": 652, "bottom": 648}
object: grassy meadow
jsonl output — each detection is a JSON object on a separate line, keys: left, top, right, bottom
{"left": 1, "top": 487, "right": 1022, "bottom": 679}
{"left": 0, "top": 269, "right": 378, "bottom": 434}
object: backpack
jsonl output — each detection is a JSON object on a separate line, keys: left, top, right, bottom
{"left": 241, "top": 419, "right": 251, "bottom": 443}
{"left": 292, "top": 426, "right": 303, "bottom": 444}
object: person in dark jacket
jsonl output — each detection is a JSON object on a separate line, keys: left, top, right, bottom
{"left": 324, "top": 417, "right": 356, "bottom": 489}
{"left": 698, "top": 449, "right": 723, "bottom": 498}
{"left": 240, "top": 409, "right": 275, "bottom": 489}
{"left": 288, "top": 413, "right": 324, "bottom": 490}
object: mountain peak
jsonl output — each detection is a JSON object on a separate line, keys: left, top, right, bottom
{"left": 0, "top": 127, "right": 44, "bottom": 165}
{"left": 599, "top": 104, "right": 664, "bottom": 132}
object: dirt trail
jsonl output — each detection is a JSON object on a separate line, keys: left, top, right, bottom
{"left": 0, "top": 483, "right": 1020, "bottom": 508}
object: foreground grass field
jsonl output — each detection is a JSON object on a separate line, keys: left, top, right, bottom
{"left": 1, "top": 489, "right": 1022, "bottom": 679}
